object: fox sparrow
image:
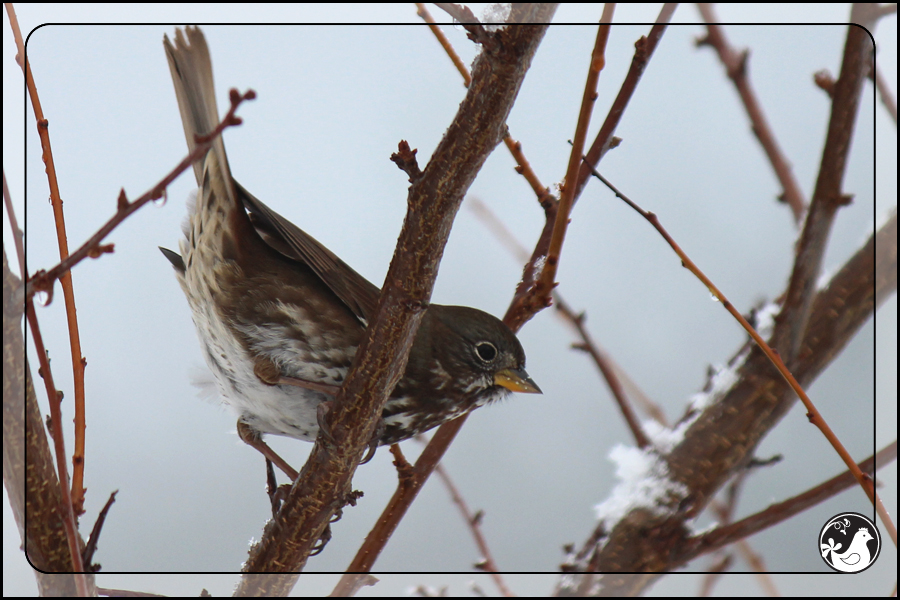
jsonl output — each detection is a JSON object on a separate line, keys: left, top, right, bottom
{"left": 160, "top": 27, "right": 539, "bottom": 469}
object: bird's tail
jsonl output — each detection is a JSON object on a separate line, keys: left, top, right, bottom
{"left": 163, "top": 26, "right": 235, "bottom": 194}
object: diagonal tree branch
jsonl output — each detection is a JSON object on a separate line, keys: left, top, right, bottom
{"left": 239, "top": 14, "right": 554, "bottom": 587}
{"left": 696, "top": 4, "right": 808, "bottom": 224}
{"left": 570, "top": 210, "right": 895, "bottom": 593}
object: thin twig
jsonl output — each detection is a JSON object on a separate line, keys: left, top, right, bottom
{"left": 416, "top": 3, "right": 471, "bottom": 87}
{"left": 696, "top": 4, "right": 807, "bottom": 224}
{"left": 2, "top": 170, "right": 25, "bottom": 278}
{"left": 536, "top": 23, "right": 612, "bottom": 311}
{"left": 7, "top": 3, "right": 88, "bottom": 587}
{"left": 573, "top": 5, "right": 675, "bottom": 198}
{"left": 561, "top": 298, "right": 650, "bottom": 448}
{"left": 428, "top": 444, "right": 514, "bottom": 597}
{"left": 503, "top": 135, "right": 554, "bottom": 205}
{"left": 698, "top": 554, "right": 734, "bottom": 596}
{"left": 82, "top": 490, "right": 118, "bottom": 570}
{"left": 416, "top": 3, "right": 553, "bottom": 205}
{"left": 7, "top": 0, "right": 92, "bottom": 516}
{"left": 25, "top": 89, "right": 256, "bottom": 301}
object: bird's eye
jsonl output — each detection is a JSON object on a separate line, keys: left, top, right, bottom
{"left": 475, "top": 341, "right": 497, "bottom": 362}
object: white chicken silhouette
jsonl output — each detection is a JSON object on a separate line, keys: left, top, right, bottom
{"left": 821, "top": 527, "right": 874, "bottom": 572}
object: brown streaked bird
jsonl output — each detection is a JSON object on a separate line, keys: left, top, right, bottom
{"left": 160, "top": 26, "right": 540, "bottom": 473}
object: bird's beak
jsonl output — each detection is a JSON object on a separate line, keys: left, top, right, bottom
{"left": 495, "top": 367, "right": 542, "bottom": 394}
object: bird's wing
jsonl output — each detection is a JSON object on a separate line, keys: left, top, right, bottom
{"left": 236, "top": 181, "right": 381, "bottom": 323}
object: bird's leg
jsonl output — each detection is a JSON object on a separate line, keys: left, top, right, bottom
{"left": 276, "top": 375, "right": 341, "bottom": 395}
{"left": 254, "top": 355, "right": 383, "bottom": 465}
{"left": 265, "top": 459, "right": 283, "bottom": 517}
{"left": 237, "top": 419, "right": 298, "bottom": 481}
{"left": 254, "top": 356, "right": 341, "bottom": 395}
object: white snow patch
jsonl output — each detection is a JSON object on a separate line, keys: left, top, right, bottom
{"left": 481, "top": 4, "right": 511, "bottom": 30}
{"left": 593, "top": 445, "right": 688, "bottom": 526}
{"left": 753, "top": 300, "right": 780, "bottom": 340}
{"left": 688, "top": 360, "right": 740, "bottom": 412}
{"left": 532, "top": 254, "right": 547, "bottom": 281}
{"left": 642, "top": 419, "right": 686, "bottom": 454}
{"left": 816, "top": 266, "right": 836, "bottom": 291}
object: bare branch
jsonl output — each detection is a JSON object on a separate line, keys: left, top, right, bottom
{"left": 242, "top": 19, "right": 554, "bottom": 582}
{"left": 535, "top": 23, "right": 613, "bottom": 315}
{"left": 696, "top": 4, "right": 807, "bottom": 224}
{"left": 771, "top": 24, "right": 872, "bottom": 362}
{"left": 571, "top": 211, "right": 895, "bottom": 589}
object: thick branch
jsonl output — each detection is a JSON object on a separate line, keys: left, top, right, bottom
{"left": 238, "top": 19, "right": 552, "bottom": 583}
{"left": 3, "top": 250, "right": 85, "bottom": 595}
{"left": 771, "top": 23, "right": 872, "bottom": 362}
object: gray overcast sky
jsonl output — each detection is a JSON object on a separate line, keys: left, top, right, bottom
{"left": 4, "top": 4, "right": 896, "bottom": 597}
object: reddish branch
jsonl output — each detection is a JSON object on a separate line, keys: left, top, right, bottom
{"left": 696, "top": 4, "right": 807, "bottom": 224}
{"left": 533, "top": 22, "right": 612, "bottom": 322}
{"left": 574, "top": 5, "right": 676, "bottom": 198}
{"left": 9, "top": 0, "right": 89, "bottom": 524}
{"left": 25, "top": 89, "right": 256, "bottom": 302}
{"left": 417, "top": 3, "right": 472, "bottom": 87}
{"left": 560, "top": 297, "right": 650, "bottom": 449}
{"left": 506, "top": 6, "right": 676, "bottom": 332}
{"left": 432, "top": 460, "right": 514, "bottom": 596}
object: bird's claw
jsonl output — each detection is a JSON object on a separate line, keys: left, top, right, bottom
{"left": 359, "top": 418, "right": 385, "bottom": 465}
{"left": 310, "top": 524, "right": 332, "bottom": 556}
